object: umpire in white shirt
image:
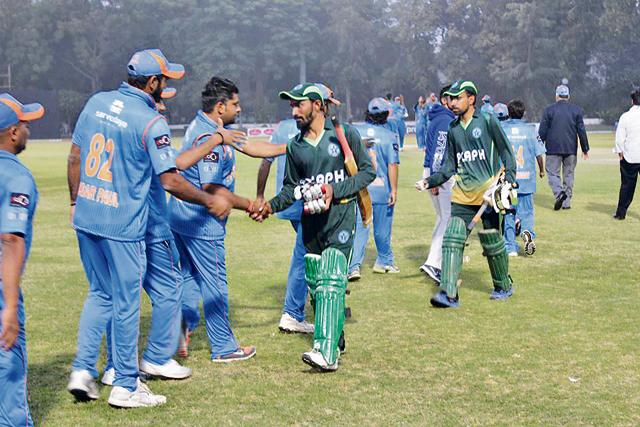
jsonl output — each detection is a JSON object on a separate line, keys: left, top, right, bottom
{"left": 613, "top": 88, "right": 640, "bottom": 220}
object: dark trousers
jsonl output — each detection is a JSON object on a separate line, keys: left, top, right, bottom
{"left": 616, "top": 158, "right": 640, "bottom": 216}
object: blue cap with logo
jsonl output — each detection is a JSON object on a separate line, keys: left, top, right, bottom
{"left": 555, "top": 84, "right": 570, "bottom": 98}
{"left": 127, "top": 49, "right": 185, "bottom": 80}
{"left": 367, "top": 97, "right": 391, "bottom": 114}
{"left": 493, "top": 103, "right": 508, "bottom": 119}
{"left": 0, "top": 93, "right": 45, "bottom": 129}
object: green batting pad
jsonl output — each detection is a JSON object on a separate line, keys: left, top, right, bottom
{"left": 479, "top": 229, "right": 512, "bottom": 291}
{"left": 440, "top": 216, "right": 467, "bottom": 299}
{"left": 313, "top": 248, "right": 347, "bottom": 366}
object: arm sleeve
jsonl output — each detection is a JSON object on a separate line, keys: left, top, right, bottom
{"left": 71, "top": 108, "right": 90, "bottom": 147}
{"left": 615, "top": 114, "right": 626, "bottom": 154}
{"left": 489, "top": 115, "right": 517, "bottom": 183}
{"left": 538, "top": 107, "right": 550, "bottom": 141}
{"left": 426, "top": 130, "right": 456, "bottom": 187}
{"left": 143, "top": 117, "right": 178, "bottom": 175}
{"left": 575, "top": 107, "right": 590, "bottom": 153}
{"left": 269, "top": 144, "right": 300, "bottom": 212}
{"left": 0, "top": 175, "right": 36, "bottom": 236}
{"left": 332, "top": 125, "right": 376, "bottom": 199}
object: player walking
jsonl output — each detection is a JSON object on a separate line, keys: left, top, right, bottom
{"left": 0, "top": 93, "right": 44, "bottom": 427}
{"left": 418, "top": 80, "right": 517, "bottom": 308}
{"left": 254, "top": 83, "right": 375, "bottom": 371}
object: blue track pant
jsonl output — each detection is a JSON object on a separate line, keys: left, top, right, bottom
{"left": 349, "top": 204, "right": 396, "bottom": 271}
{"left": 282, "top": 220, "right": 308, "bottom": 322}
{"left": 504, "top": 193, "right": 536, "bottom": 253}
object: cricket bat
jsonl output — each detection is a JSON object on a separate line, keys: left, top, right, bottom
{"left": 467, "top": 167, "right": 505, "bottom": 231}
{"left": 331, "top": 116, "right": 373, "bottom": 226}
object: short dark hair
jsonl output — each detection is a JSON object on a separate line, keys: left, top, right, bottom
{"left": 507, "top": 99, "right": 526, "bottom": 119}
{"left": 366, "top": 111, "right": 388, "bottom": 125}
{"left": 202, "top": 77, "right": 239, "bottom": 113}
{"left": 631, "top": 89, "right": 640, "bottom": 106}
{"left": 466, "top": 90, "right": 476, "bottom": 105}
{"left": 385, "top": 92, "right": 393, "bottom": 100}
{"left": 439, "top": 85, "right": 451, "bottom": 100}
{"left": 127, "top": 74, "right": 162, "bottom": 90}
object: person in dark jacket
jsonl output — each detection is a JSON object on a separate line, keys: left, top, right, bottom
{"left": 538, "top": 84, "right": 589, "bottom": 210}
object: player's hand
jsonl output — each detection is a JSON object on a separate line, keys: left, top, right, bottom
{"left": 207, "top": 193, "right": 233, "bottom": 220}
{"left": 582, "top": 152, "right": 589, "bottom": 161}
{"left": 430, "top": 187, "right": 439, "bottom": 196}
{"left": 539, "top": 169, "right": 545, "bottom": 178}
{"left": 0, "top": 308, "right": 19, "bottom": 350}
{"left": 250, "top": 200, "right": 271, "bottom": 222}
{"left": 215, "top": 118, "right": 247, "bottom": 151}
{"left": 618, "top": 153, "right": 624, "bottom": 161}
{"left": 388, "top": 191, "right": 397, "bottom": 206}
{"left": 415, "top": 179, "right": 429, "bottom": 192}
{"left": 322, "top": 184, "right": 333, "bottom": 210}
{"left": 69, "top": 204, "right": 76, "bottom": 227}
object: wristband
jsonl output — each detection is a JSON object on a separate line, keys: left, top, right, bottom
{"left": 70, "top": 202, "right": 77, "bottom": 206}
{"left": 215, "top": 131, "right": 225, "bottom": 144}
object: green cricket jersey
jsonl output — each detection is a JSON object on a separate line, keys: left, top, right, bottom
{"left": 269, "top": 118, "right": 375, "bottom": 256}
{"left": 427, "top": 110, "right": 516, "bottom": 205}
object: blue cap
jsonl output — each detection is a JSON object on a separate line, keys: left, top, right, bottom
{"left": 556, "top": 84, "right": 570, "bottom": 98}
{"left": 0, "top": 93, "right": 45, "bottom": 129}
{"left": 493, "top": 103, "right": 508, "bottom": 119}
{"left": 482, "top": 95, "right": 491, "bottom": 103}
{"left": 127, "top": 49, "right": 185, "bottom": 79}
{"left": 367, "top": 97, "right": 391, "bottom": 114}
{"left": 315, "top": 83, "right": 341, "bottom": 105}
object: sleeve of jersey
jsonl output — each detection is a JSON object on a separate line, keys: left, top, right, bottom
{"left": 71, "top": 108, "right": 90, "bottom": 147}
{"left": 144, "top": 117, "right": 177, "bottom": 175}
{"left": 268, "top": 144, "right": 298, "bottom": 212}
{"left": 0, "top": 175, "right": 35, "bottom": 236}
{"left": 197, "top": 145, "right": 225, "bottom": 185}
{"left": 490, "top": 116, "right": 517, "bottom": 183}
{"left": 427, "top": 130, "right": 456, "bottom": 188}
{"left": 332, "top": 125, "right": 376, "bottom": 199}
{"left": 388, "top": 136, "right": 400, "bottom": 165}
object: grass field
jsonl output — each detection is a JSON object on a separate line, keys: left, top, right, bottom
{"left": 17, "top": 133, "right": 640, "bottom": 426}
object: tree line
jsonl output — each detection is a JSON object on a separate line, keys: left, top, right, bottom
{"left": 0, "top": 0, "right": 637, "bottom": 125}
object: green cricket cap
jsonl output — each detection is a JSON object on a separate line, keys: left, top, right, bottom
{"left": 444, "top": 80, "right": 478, "bottom": 97}
{"left": 279, "top": 83, "right": 325, "bottom": 105}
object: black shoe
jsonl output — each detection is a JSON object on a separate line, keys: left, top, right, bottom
{"left": 561, "top": 206, "right": 571, "bottom": 210}
{"left": 613, "top": 213, "right": 626, "bottom": 220}
{"left": 554, "top": 192, "right": 567, "bottom": 210}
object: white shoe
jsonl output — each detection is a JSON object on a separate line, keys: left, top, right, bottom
{"left": 108, "top": 379, "right": 166, "bottom": 408}
{"left": 101, "top": 368, "right": 115, "bottom": 386}
{"left": 373, "top": 264, "right": 400, "bottom": 274}
{"left": 68, "top": 369, "right": 100, "bottom": 401}
{"left": 140, "top": 359, "right": 192, "bottom": 380}
{"left": 278, "top": 313, "right": 314, "bottom": 334}
{"left": 508, "top": 252, "right": 518, "bottom": 257}
{"left": 347, "top": 268, "right": 361, "bottom": 282}
{"left": 301, "top": 349, "right": 338, "bottom": 372}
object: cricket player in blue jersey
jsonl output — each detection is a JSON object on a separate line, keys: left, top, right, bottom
{"left": 67, "top": 49, "right": 234, "bottom": 408}
{"left": 255, "top": 83, "right": 339, "bottom": 334}
{"left": 480, "top": 95, "right": 494, "bottom": 115}
{"left": 0, "top": 93, "right": 44, "bottom": 427}
{"left": 170, "top": 76, "right": 261, "bottom": 363}
{"left": 414, "top": 96, "right": 429, "bottom": 150}
{"left": 500, "top": 100, "right": 546, "bottom": 256}
{"left": 390, "top": 95, "right": 408, "bottom": 150}
{"left": 348, "top": 97, "right": 400, "bottom": 279}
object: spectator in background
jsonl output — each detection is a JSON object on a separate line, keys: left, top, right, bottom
{"left": 480, "top": 95, "right": 494, "bottom": 115}
{"left": 613, "top": 88, "right": 640, "bottom": 220}
{"left": 390, "top": 95, "right": 408, "bottom": 150}
{"left": 414, "top": 96, "right": 428, "bottom": 151}
{"left": 538, "top": 84, "right": 589, "bottom": 210}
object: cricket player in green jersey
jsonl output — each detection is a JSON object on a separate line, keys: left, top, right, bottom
{"left": 254, "top": 83, "right": 375, "bottom": 371}
{"left": 418, "top": 80, "right": 517, "bottom": 308}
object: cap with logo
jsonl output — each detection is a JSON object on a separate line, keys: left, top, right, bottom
{"left": 555, "top": 84, "right": 570, "bottom": 98}
{"left": 444, "top": 80, "right": 478, "bottom": 97}
{"left": 279, "top": 83, "right": 326, "bottom": 105}
{"left": 0, "top": 93, "right": 45, "bottom": 129}
{"left": 315, "top": 83, "right": 341, "bottom": 106}
{"left": 127, "top": 49, "right": 185, "bottom": 80}
{"left": 367, "top": 97, "right": 391, "bottom": 114}
{"left": 493, "top": 103, "right": 508, "bottom": 119}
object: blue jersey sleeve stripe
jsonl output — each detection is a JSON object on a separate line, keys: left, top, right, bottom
{"left": 141, "top": 115, "right": 166, "bottom": 149}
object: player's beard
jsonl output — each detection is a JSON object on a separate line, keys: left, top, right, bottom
{"left": 294, "top": 110, "right": 314, "bottom": 132}
{"left": 151, "top": 84, "right": 164, "bottom": 103}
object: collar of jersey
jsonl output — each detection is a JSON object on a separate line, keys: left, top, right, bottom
{"left": 0, "top": 149, "right": 18, "bottom": 161}
{"left": 304, "top": 129, "right": 325, "bottom": 147}
{"left": 455, "top": 109, "right": 480, "bottom": 130}
{"left": 118, "top": 82, "right": 157, "bottom": 110}
{"left": 197, "top": 110, "right": 219, "bottom": 131}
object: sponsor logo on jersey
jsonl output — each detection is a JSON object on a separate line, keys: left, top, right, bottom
{"left": 110, "top": 100, "right": 124, "bottom": 115}
{"left": 338, "top": 230, "right": 350, "bottom": 244}
{"left": 328, "top": 142, "right": 340, "bottom": 158}
{"left": 95, "top": 110, "right": 128, "bottom": 128}
{"left": 472, "top": 127, "right": 482, "bottom": 139}
{"left": 203, "top": 152, "right": 219, "bottom": 163}
{"left": 154, "top": 134, "right": 171, "bottom": 149}
{"left": 457, "top": 148, "right": 486, "bottom": 164}
{"left": 393, "top": 143, "right": 399, "bottom": 152}
{"left": 10, "top": 193, "right": 30, "bottom": 208}
{"left": 311, "top": 169, "right": 345, "bottom": 185}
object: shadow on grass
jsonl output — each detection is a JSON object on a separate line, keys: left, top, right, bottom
{"left": 586, "top": 201, "right": 640, "bottom": 220}
{"left": 534, "top": 192, "right": 557, "bottom": 212}
{"left": 402, "top": 243, "right": 429, "bottom": 264}
{"left": 29, "top": 352, "right": 75, "bottom": 425}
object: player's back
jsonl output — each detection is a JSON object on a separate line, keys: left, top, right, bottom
{"left": 502, "top": 119, "right": 542, "bottom": 194}
{"left": 73, "top": 84, "right": 163, "bottom": 241}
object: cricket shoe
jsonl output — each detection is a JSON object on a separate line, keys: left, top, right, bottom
{"left": 279, "top": 313, "right": 314, "bottom": 334}
{"left": 490, "top": 287, "right": 514, "bottom": 300}
{"left": 212, "top": 346, "right": 256, "bottom": 363}
{"left": 521, "top": 230, "right": 536, "bottom": 255}
{"left": 101, "top": 368, "right": 115, "bottom": 386}
{"left": 508, "top": 251, "right": 518, "bottom": 257}
{"left": 67, "top": 369, "right": 99, "bottom": 401}
{"left": 108, "top": 379, "right": 166, "bottom": 408}
{"left": 177, "top": 323, "right": 191, "bottom": 358}
{"left": 429, "top": 290, "right": 459, "bottom": 308}
{"left": 515, "top": 218, "right": 521, "bottom": 236}
{"left": 140, "top": 359, "right": 192, "bottom": 380}
{"left": 420, "top": 264, "right": 441, "bottom": 284}
{"left": 554, "top": 192, "right": 567, "bottom": 210}
{"left": 302, "top": 349, "right": 338, "bottom": 372}
{"left": 347, "top": 267, "right": 361, "bottom": 282}
{"left": 373, "top": 264, "right": 400, "bottom": 274}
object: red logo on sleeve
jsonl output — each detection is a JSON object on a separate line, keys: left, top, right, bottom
{"left": 10, "top": 193, "right": 30, "bottom": 208}
{"left": 154, "top": 134, "right": 172, "bottom": 149}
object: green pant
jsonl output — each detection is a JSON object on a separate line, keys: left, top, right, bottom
{"left": 451, "top": 202, "right": 502, "bottom": 233}
{"left": 301, "top": 201, "right": 357, "bottom": 261}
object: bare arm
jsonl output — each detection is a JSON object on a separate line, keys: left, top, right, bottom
{"left": 176, "top": 133, "right": 223, "bottom": 170}
{"left": 256, "top": 159, "right": 273, "bottom": 200}
{"left": 234, "top": 140, "right": 286, "bottom": 158}
{"left": 67, "top": 144, "right": 81, "bottom": 204}
{"left": 536, "top": 155, "right": 545, "bottom": 178}
{"left": 388, "top": 163, "right": 398, "bottom": 206}
{"left": 159, "top": 170, "right": 233, "bottom": 219}
{"left": 202, "top": 183, "right": 252, "bottom": 211}
{"left": 0, "top": 233, "right": 25, "bottom": 350}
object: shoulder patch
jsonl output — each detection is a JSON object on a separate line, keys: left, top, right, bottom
{"left": 328, "top": 142, "right": 341, "bottom": 158}
{"left": 472, "top": 127, "right": 482, "bottom": 139}
{"left": 154, "top": 134, "right": 172, "bottom": 149}
{"left": 10, "top": 192, "right": 30, "bottom": 209}
{"left": 203, "top": 152, "right": 219, "bottom": 163}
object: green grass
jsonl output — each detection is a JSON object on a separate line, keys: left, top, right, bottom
{"left": 18, "top": 133, "right": 640, "bottom": 425}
